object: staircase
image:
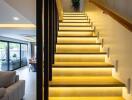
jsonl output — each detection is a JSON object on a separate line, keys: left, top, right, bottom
{"left": 49, "top": 12, "right": 125, "bottom": 100}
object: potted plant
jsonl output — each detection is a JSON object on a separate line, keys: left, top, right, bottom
{"left": 72, "top": 0, "right": 80, "bottom": 11}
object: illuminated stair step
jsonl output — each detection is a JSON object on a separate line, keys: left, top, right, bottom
{"left": 49, "top": 87, "right": 122, "bottom": 97}
{"left": 50, "top": 76, "right": 125, "bottom": 87}
{"left": 53, "top": 62, "right": 114, "bottom": 68}
{"left": 63, "top": 17, "right": 88, "bottom": 20}
{"left": 59, "top": 22, "right": 92, "bottom": 27}
{"left": 55, "top": 54, "right": 106, "bottom": 62}
{"left": 49, "top": 97, "right": 125, "bottom": 100}
{"left": 53, "top": 68, "right": 112, "bottom": 76}
{"left": 64, "top": 12, "right": 85, "bottom": 15}
{"left": 58, "top": 31, "right": 94, "bottom": 36}
{"left": 56, "top": 44, "right": 101, "bottom": 53}
{"left": 59, "top": 27, "right": 94, "bottom": 31}
{"left": 57, "top": 37, "right": 97, "bottom": 44}
{"left": 62, "top": 19, "right": 90, "bottom": 23}
{"left": 63, "top": 14, "right": 87, "bottom": 17}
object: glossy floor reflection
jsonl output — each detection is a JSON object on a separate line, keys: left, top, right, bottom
{"left": 16, "top": 66, "right": 36, "bottom": 100}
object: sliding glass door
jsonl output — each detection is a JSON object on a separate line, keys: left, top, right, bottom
{"left": 9, "top": 43, "right": 20, "bottom": 70}
{"left": 0, "top": 41, "right": 28, "bottom": 71}
{"left": 0, "top": 41, "right": 8, "bottom": 71}
{"left": 21, "top": 44, "right": 28, "bottom": 67}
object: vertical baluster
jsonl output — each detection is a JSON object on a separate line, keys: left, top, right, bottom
{"left": 44, "top": 0, "right": 49, "bottom": 99}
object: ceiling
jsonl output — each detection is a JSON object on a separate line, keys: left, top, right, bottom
{"left": 0, "top": 0, "right": 36, "bottom": 42}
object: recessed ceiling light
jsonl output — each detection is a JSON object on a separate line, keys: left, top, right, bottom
{"left": 13, "top": 17, "right": 20, "bottom": 21}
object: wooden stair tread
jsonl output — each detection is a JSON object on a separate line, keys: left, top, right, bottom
{"left": 50, "top": 76, "right": 125, "bottom": 87}
{"left": 58, "top": 31, "right": 94, "bottom": 37}
{"left": 59, "top": 27, "right": 94, "bottom": 31}
{"left": 57, "top": 43, "right": 101, "bottom": 45}
{"left": 53, "top": 62, "right": 114, "bottom": 68}
{"left": 57, "top": 36, "right": 97, "bottom": 37}
{"left": 53, "top": 68, "right": 112, "bottom": 76}
{"left": 63, "top": 17, "right": 88, "bottom": 20}
{"left": 64, "top": 12, "right": 85, "bottom": 14}
{"left": 49, "top": 97, "right": 125, "bottom": 100}
{"left": 55, "top": 52, "right": 107, "bottom": 54}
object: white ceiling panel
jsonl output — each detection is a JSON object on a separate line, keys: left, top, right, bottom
{"left": 4, "top": 0, "right": 36, "bottom": 24}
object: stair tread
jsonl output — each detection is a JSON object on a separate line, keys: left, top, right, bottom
{"left": 53, "top": 62, "right": 114, "bottom": 68}
{"left": 63, "top": 17, "right": 88, "bottom": 20}
{"left": 49, "top": 97, "right": 125, "bottom": 100}
{"left": 56, "top": 43, "right": 102, "bottom": 46}
{"left": 59, "top": 27, "right": 94, "bottom": 31}
{"left": 55, "top": 52, "right": 107, "bottom": 54}
{"left": 58, "top": 31, "right": 94, "bottom": 37}
{"left": 64, "top": 12, "right": 85, "bottom": 14}
{"left": 50, "top": 76, "right": 125, "bottom": 87}
{"left": 62, "top": 20, "right": 90, "bottom": 23}
{"left": 58, "top": 36, "right": 97, "bottom": 37}
{"left": 53, "top": 68, "right": 112, "bottom": 76}
{"left": 59, "top": 23, "right": 91, "bottom": 26}
{"left": 63, "top": 15, "right": 87, "bottom": 17}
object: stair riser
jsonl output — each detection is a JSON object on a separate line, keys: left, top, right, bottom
{"left": 63, "top": 20, "right": 90, "bottom": 23}
{"left": 63, "top": 17, "right": 87, "bottom": 20}
{"left": 63, "top": 14, "right": 87, "bottom": 17}
{"left": 49, "top": 97, "right": 125, "bottom": 100}
{"left": 64, "top": 13, "right": 85, "bottom": 15}
{"left": 56, "top": 45, "right": 100, "bottom": 53}
{"left": 55, "top": 55, "right": 106, "bottom": 62}
{"left": 53, "top": 68, "right": 112, "bottom": 76}
{"left": 59, "top": 27, "right": 94, "bottom": 31}
{"left": 49, "top": 87, "right": 122, "bottom": 97}
{"left": 58, "top": 31, "right": 94, "bottom": 37}
{"left": 57, "top": 38, "right": 97, "bottom": 44}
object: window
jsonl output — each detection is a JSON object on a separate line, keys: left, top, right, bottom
{"left": 21, "top": 44, "right": 28, "bottom": 67}
{"left": 9, "top": 43, "right": 20, "bottom": 70}
{"left": 0, "top": 42, "right": 8, "bottom": 71}
{"left": 0, "top": 41, "right": 28, "bottom": 71}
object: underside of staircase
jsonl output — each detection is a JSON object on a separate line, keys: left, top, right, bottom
{"left": 49, "top": 12, "right": 125, "bottom": 100}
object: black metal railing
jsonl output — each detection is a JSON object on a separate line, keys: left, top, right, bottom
{"left": 37, "top": 0, "right": 43, "bottom": 100}
{"left": 44, "top": 0, "right": 59, "bottom": 100}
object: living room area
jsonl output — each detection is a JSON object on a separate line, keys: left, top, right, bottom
{"left": 0, "top": 0, "right": 36, "bottom": 100}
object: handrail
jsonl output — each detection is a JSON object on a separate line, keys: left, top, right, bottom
{"left": 56, "top": 0, "right": 63, "bottom": 21}
{"left": 89, "top": 0, "right": 132, "bottom": 32}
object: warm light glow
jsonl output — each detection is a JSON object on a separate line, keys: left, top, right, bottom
{"left": 53, "top": 68, "right": 112, "bottom": 76}
{"left": 56, "top": 44, "right": 100, "bottom": 53}
{"left": 49, "top": 97, "right": 124, "bottom": 100}
{"left": 63, "top": 17, "right": 87, "bottom": 20}
{"left": 63, "top": 19, "right": 89, "bottom": 22}
{"left": 53, "top": 62, "right": 114, "bottom": 67}
{"left": 57, "top": 37, "right": 97, "bottom": 43}
{"left": 59, "top": 27, "right": 93, "bottom": 31}
{"left": 0, "top": 24, "right": 36, "bottom": 29}
{"left": 55, "top": 54, "right": 106, "bottom": 62}
{"left": 59, "top": 22, "right": 91, "bottom": 26}
{"left": 58, "top": 31, "right": 94, "bottom": 36}
{"left": 49, "top": 87, "right": 123, "bottom": 97}
{"left": 50, "top": 76, "right": 124, "bottom": 86}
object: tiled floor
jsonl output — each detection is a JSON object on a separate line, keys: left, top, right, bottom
{"left": 16, "top": 66, "right": 36, "bottom": 100}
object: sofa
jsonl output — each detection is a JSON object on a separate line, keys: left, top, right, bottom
{"left": 0, "top": 71, "right": 25, "bottom": 100}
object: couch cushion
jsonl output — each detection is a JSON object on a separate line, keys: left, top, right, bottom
{"left": 0, "top": 88, "right": 6, "bottom": 99}
{"left": 0, "top": 71, "right": 16, "bottom": 88}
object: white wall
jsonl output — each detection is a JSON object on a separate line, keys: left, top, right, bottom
{"left": 90, "top": 0, "right": 132, "bottom": 23}
{"left": 62, "top": 0, "right": 73, "bottom": 12}
{"left": 84, "top": 1, "right": 132, "bottom": 100}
